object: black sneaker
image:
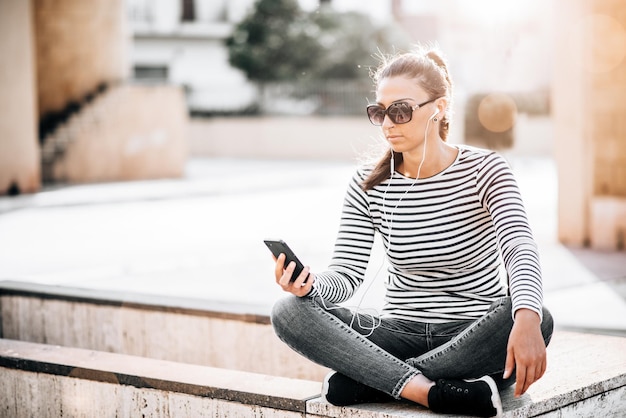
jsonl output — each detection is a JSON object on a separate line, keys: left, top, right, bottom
{"left": 428, "top": 376, "right": 503, "bottom": 418}
{"left": 321, "top": 372, "right": 394, "bottom": 406}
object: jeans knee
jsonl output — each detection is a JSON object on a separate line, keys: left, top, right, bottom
{"left": 271, "top": 295, "right": 305, "bottom": 338}
{"left": 271, "top": 296, "right": 291, "bottom": 328}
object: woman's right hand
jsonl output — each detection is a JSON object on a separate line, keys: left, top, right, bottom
{"left": 274, "top": 253, "right": 315, "bottom": 297}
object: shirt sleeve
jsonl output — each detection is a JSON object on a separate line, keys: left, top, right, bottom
{"left": 310, "top": 169, "right": 376, "bottom": 304}
{"left": 476, "top": 152, "right": 544, "bottom": 321}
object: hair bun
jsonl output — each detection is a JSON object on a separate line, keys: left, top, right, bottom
{"left": 425, "top": 49, "right": 452, "bottom": 89}
{"left": 426, "top": 50, "right": 443, "bottom": 66}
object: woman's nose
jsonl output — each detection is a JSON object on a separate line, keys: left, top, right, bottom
{"left": 381, "top": 114, "right": 395, "bottom": 128}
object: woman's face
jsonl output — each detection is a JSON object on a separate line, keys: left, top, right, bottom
{"left": 375, "top": 76, "right": 437, "bottom": 154}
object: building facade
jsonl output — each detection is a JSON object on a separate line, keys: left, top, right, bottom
{"left": 127, "top": 0, "right": 258, "bottom": 113}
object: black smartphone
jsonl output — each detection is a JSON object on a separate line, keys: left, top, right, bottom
{"left": 264, "top": 239, "right": 308, "bottom": 283}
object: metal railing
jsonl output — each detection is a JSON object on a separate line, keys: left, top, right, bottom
{"left": 259, "top": 79, "right": 374, "bottom": 116}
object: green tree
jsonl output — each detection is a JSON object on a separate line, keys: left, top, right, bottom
{"left": 225, "top": 0, "right": 411, "bottom": 114}
{"left": 226, "top": 0, "right": 324, "bottom": 82}
{"left": 310, "top": 9, "right": 395, "bottom": 80}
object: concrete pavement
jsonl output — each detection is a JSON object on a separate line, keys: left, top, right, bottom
{"left": 0, "top": 156, "right": 624, "bottom": 335}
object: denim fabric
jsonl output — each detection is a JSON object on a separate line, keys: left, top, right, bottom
{"left": 271, "top": 295, "right": 553, "bottom": 399}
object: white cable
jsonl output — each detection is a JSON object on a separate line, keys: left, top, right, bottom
{"left": 383, "top": 117, "right": 432, "bottom": 249}
{"left": 317, "top": 290, "right": 382, "bottom": 338}
{"left": 318, "top": 117, "right": 436, "bottom": 338}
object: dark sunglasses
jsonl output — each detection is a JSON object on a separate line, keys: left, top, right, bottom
{"left": 366, "top": 98, "right": 437, "bottom": 126}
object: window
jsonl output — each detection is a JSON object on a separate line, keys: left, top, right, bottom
{"left": 181, "top": 0, "right": 196, "bottom": 22}
{"left": 133, "top": 66, "right": 169, "bottom": 82}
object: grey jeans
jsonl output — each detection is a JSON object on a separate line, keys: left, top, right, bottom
{"left": 271, "top": 295, "right": 554, "bottom": 399}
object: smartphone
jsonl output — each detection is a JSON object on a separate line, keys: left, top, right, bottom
{"left": 264, "top": 239, "right": 308, "bottom": 283}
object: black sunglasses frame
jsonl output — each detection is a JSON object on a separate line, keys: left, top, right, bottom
{"left": 366, "top": 98, "right": 438, "bottom": 126}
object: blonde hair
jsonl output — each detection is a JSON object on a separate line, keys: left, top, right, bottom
{"left": 362, "top": 45, "right": 454, "bottom": 191}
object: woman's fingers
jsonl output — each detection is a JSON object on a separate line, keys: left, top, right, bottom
{"left": 291, "top": 268, "right": 314, "bottom": 296}
{"left": 274, "top": 253, "right": 314, "bottom": 296}
{"left": 274, "top": 253, "right": 286, "bottom": 283}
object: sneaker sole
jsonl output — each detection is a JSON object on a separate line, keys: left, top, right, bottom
{"left": 466, "top": 376, "right": 503, "bottom": 418}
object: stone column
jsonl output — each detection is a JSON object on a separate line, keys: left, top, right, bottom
{"left": 0, "top": 0, "right": 41, "bottom": 195}
{"left": 553, "top": 0, "right": 626, "bottom": 249}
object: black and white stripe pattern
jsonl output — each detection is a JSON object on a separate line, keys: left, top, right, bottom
{"left": 313, "top": 146, "right": 543, "bottom": 323}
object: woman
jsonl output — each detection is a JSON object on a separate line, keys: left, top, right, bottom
{"left": 270, "top": 46, "right": 553, "bottom": 418}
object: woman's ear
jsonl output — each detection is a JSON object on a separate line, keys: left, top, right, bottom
{"left": 436, "top": 97, "right": 448, "bottom": 114}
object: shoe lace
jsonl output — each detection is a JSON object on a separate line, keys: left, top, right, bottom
{"left": 440, "top": 380, "right": 471, "bottom": 398}
{"left": 432, "top": 379, "right": 496, "bottom": 417}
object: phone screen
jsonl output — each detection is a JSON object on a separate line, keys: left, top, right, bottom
{"left": 264, "top": 239, "right": 308, "bottom": 282}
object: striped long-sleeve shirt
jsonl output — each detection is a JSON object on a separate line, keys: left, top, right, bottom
{"left": 312, "top": 145, "right": 543, "bottom": 323}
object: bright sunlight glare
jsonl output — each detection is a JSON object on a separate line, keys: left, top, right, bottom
{"left": 456, "top": 0, "right": 537, "bottom": 25}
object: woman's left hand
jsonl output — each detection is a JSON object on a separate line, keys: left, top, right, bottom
{"left": 503, "top": 308, "right": 546, "bottom": 397}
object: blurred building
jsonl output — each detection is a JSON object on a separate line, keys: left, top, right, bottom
{"left": 125, "top": 0, "right": 398, "bottom": 114}
{"left": 127, "top": 0, "right": 258, "bottom": 113}
{"left": 125, "top": 1, "right": 551, "bottom": 120}
{"left": 1, "top": 0, "right": 624, "bottom": 251}
{"left": 0, "top": 0, "right": 188, "bottom": 193}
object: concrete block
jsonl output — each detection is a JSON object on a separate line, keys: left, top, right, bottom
{"left": 0, "top": 369, "right": 306, "bottom": 418}
{"left": 0, "top": 281, "right": 329, "bottom": 381}
{"left": 187, "top": 116, "right": 382, "bottom": 161}
{"left": 590, "top": 197, "right": 626, "bottom": 250}
{"left": 0, "top": 338, "right": 319, "bottom": 416}
{"left": 46, "top": 85, "right": 189, "bottom": 183}
{"left": 0, "top": 279, "right": 624, "bottom": 417}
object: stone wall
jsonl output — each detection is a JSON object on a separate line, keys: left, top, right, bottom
{"left": 188, "top": 116, "right": 384, "bottom": 162}
{"left": 0, "top": 340, "right": 316, "bottom": 418}
{"left": 0, "top": 283, "right": 328, "bottom": 381}
{"left": 33, "top": 0, "right": 129, "bottom": 117}
{"left": 42, "top": 85, "right": 189, "bottom": 183}
{"left": 1, "top": 332, "right": 624, "bottom": 417}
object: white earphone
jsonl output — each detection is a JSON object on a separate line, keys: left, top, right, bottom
{"left": 430, "top": 109, "right": 439, "bottom": 120}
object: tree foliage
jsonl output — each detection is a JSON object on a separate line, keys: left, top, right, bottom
{"left": 226, "top": 0, "right": 409, "bottom": 83}
{"left": 226, "top": 0, "right": 324, "bottom": 82}
{"left": 310, "top": 9, "right": 391, "bottom": 80}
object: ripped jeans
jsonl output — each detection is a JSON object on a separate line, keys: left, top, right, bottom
{"left": 271, "top": 295, "right": 554, "bottom": 399}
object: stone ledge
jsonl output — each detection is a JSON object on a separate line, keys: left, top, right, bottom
{"left": 0, "top": 331, "right": 624, "bottom": 417}
{"left": 1, "top": 281, "right": 625, "bottom": 416}
{"left": 0, "top": 338, "right": 320, "bottom": 413}
{"left": 0, "top": 280, "right": 330, "bottom": 381}
{"left": 0, "top": 279, "right": 270, "bottom": 324}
